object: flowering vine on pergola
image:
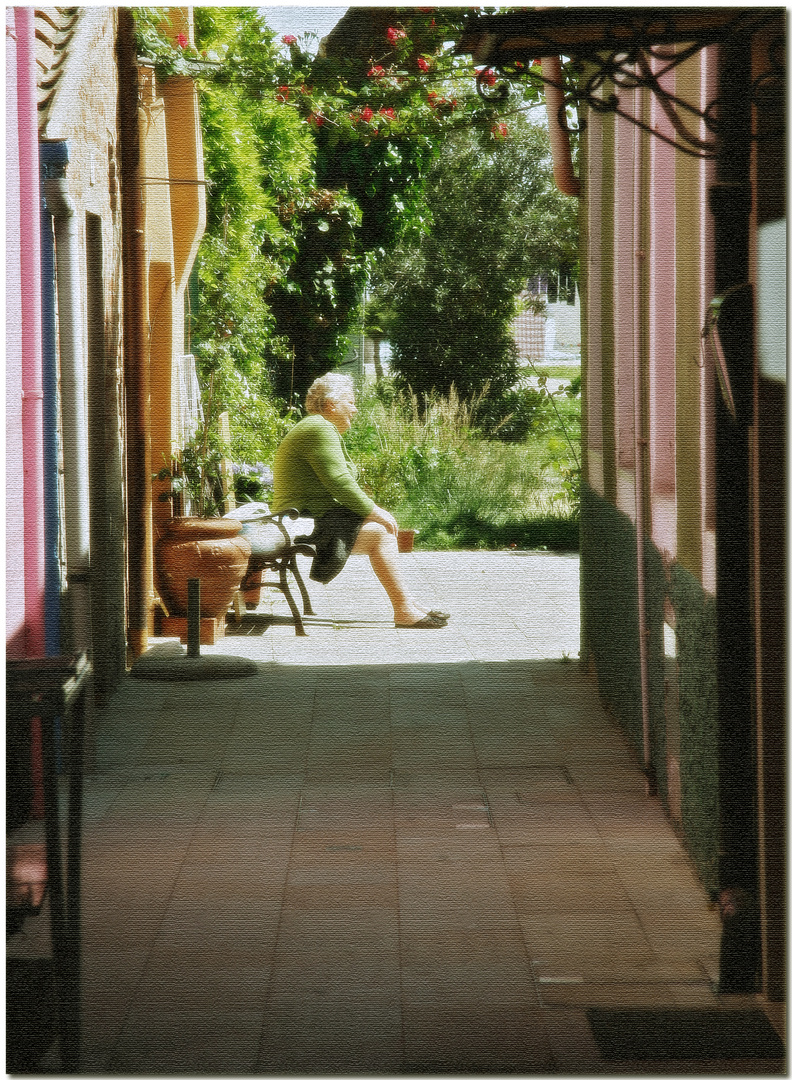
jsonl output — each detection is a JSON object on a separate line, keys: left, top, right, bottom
{"left": 268, "top": 14, "right": 547, "bottom": 144}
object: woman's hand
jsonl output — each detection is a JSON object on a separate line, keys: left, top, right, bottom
{"left": 366, "top": 505, "right": 399, "bottom": 537}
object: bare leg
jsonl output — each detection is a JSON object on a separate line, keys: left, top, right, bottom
{"left": 351, "top": 522, "right": 431, "bottom": 625}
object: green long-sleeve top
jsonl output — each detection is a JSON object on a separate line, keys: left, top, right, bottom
{"left": 271, "top": 414, "right": 375, "bottom": 519}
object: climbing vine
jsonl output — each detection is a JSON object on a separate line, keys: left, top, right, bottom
{"left": 133, "top": 8, "right": 564, "bottom": 432}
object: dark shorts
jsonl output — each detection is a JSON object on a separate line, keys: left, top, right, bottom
{"left": 296, "top": 507, "right": 366, "bottom": 585}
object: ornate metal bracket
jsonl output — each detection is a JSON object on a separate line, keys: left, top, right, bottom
{"left": 468, "top": 8, "right": 783, "bottom": 160}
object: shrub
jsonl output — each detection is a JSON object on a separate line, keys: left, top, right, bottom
{"left": 346, "top": 380, "right": 580, "bottom": 550}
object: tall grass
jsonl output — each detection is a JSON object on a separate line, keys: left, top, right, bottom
{"left": 346, "top": 381, "right": 580, "bottom": 551}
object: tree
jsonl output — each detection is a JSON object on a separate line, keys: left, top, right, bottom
{"left": 369, "top": 112, "right": 579, "bottom": 401}
{"left": 263, "top": 8, "right": 543, "bottom": 402}
{"left": 133, "top": 8, "right": 562, "bottom": 426}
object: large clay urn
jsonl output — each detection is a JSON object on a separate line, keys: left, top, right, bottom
{"left": 155, "top": 517, "right": 252, "bottom": 619}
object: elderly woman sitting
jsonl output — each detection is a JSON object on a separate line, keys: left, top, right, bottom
{"left": 272, "top": 373, "right": 449, "bottom": 628}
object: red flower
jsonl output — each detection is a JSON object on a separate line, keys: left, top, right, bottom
{"left": 379, "top": 106, "right": 396, "bottom": 119}
{"left": 308, "top": 111, "right": 325, "bottom": 127}
{"left": 491, "top": 121, "right": 509, "bottom": 139}
{"left": 481, "top": 68, "right": 498, "bottom": 87}
{"left": 281, "top": 34, "right": 297, "bottom": 45}
{"left": 176, "top": 32, "right": 188, "bottom": 48}
{"left": 416, "top": 56, "right": 429, "bottom": 72}
{"left": 359, "top": 107, "right": 374, "bottom": 122}
{"left": 276, "top": 85, "right": 290, "bottom": 102}
{"left": 418, "top": 6, "right": 434, "bottom": 11}
{"left": 387, "top": 26, "right": 406, "bottom": 45}
{"left": 513, "top": 60, "right": 524, "bottom": 70}
{"left": 367, "top": 65, "right": 385, "bottom": 78}
{"left": 531, "top": 58, "right": 542, "bottom": 68}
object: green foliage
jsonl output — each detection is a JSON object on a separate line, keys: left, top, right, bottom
{"left": 475, "top": 384, "right": 546, "bottom": 442}
{"left": 189, "top": 7, "right": 314, "bottom": 388}
{"left": 267, "top": 188, "right": 367, "bottom": 404}
{"left": 369, "top": 114, "right": 579, "bottom": 402}
{"left": 154, "top": 425, "right": 229, "bottom": 519}
{"left": 133, "top": 8, "right": 580, "bottom": 502}
{"left": 135, "top": 8, "right": 316, "bottom": 479}
{"left": 345, "top": 380, "right": 580, "bottom": 550}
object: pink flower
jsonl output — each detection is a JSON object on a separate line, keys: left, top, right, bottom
{"left": 276, "top": 85, "right": 290, "bottom": 102}
{"left": 359, "top": 107, "right": 374, "bottom": 122}
{"left": 176, "top": 32, "right": 188, "bottom": 48}
{"left": 379, "top": 106, "right": 396, "bottom": 119}
{"left": 281, "top": 34, "right": 297, "bottom": 45}
{"left": 481, "top": 68, "right": 498, "bottom": 87}
{"left": 367, "top": 65, "right": 385, "bottom": 78}
{"left": 416, "top": 56, "right": 429, "bottom": 72}
{"left": 387, "top": 26, "right": 406, "bottom": 45}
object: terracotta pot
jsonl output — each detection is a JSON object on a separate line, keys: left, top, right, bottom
{"left": 155, "top": 517, "right": 252, "bottom": 619}
{"left": 397, "top": 529, "right": 416, "bottom": 553}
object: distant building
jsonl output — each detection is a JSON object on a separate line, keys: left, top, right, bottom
{"left": 513, "top": 273, "right": 581, "bottom": 365}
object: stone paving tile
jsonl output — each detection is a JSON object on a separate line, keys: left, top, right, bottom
{"left": 28, "top": 552, "right": 780, "bottom": 1075}
{"left": 401, "top": 1004, "right": 554, "bottom": 1073}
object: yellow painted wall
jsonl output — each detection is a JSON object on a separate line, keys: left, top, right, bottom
{"left": 139, "top": 8, "right": 206, "bottom": 628}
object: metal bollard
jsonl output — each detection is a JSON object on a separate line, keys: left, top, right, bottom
{"left": 187, "top": 579, "right": 201, "bottom": 658}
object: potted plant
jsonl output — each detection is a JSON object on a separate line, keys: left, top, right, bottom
{"left": 153, "top": 424, "right": 251, "bottom": 625}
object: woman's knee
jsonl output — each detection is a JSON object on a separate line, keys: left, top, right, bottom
{"left": 353, "top": 521, "right": 396, "bottom": 554}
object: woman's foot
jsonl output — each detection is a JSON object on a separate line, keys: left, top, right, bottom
{"left": 417, "top": 604, "right": 450, "bottom": 621}
{"left": 395, "top": 612, "right": 449, "bottom": 629}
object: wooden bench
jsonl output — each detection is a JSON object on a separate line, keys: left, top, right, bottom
{"left": 231, "top": 508, "right": 317, "bottom": 636}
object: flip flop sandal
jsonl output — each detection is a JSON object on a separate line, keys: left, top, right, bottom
{"left": 395, "top": 613, "right": 448, "bottom": 629}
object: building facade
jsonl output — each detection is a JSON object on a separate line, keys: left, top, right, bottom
{"left": 459, "top": 8, "right": 786, "bottom": 1002}
{"left": 6, "top": 6, "right": 206, "bottom": 689}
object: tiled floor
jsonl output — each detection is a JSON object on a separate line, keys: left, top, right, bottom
{"left": 8, "top": 551, "right": 785, "bottom": 1074}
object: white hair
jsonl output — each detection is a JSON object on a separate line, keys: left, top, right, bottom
{"left": 305, "top": 372, "right": 355, "bottom": 415}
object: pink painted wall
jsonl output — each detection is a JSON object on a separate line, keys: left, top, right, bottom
{"left": 648, "top": 59, "right": 678, "bottom": 558}
{"left": 10, "top": 7, "right": 46, "bottom": 657}
{"left": 6, "top": 8, "right": 26, "bottom": 657}
{"left": 583, "top": 110, "right": 604, "bottom": 495}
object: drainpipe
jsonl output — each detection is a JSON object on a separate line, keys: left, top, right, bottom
{"left": 42, "top": 147, "right": 93, "bottom": 657}
{"left": 117, "top": 8, "right": 151, "bottom": 659}
{"left": 540, "top": 56, "right": 581, "bottom": 197}
{"left": 15, "top": 6, "right": 46, "bottom": 658}
{"left": 39, "top": 143, "right": 65, "bottom": 657}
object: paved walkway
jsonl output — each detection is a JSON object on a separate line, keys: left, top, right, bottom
{"left": 10, "top": 552, "right": 784, "bottom": 1074}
